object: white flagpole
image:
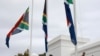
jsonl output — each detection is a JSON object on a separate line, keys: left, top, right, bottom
{"left": 73, "top": 0, "right": 78, "bottom": 56}
{"left": 75, "top": 45, "right": 78, "bottom": 56}
{"left": 30, "top": 0, "right": 33, "bottom": 56}
{"left": 47, "top": 0, "right": 48, "bottom": 53}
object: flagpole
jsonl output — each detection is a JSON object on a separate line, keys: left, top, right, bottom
{"left": 30, "top": 0, "right": 33, "bottom": 56}
{"left": 73, "top": 0, "right": 78, "bottom": 56}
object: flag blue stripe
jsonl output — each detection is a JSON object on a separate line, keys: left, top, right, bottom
{"left": 64, "top": 2, "right": 77, "bottom": 45}
{"left": 69, "top": 25, "right": 77, "bottom": 45}
{"left": 43, "top": 22, "right": 48, "bottom": 52}
{"left": 12, "top": 28, "right": 22, "bottom": 35}
{"left": 43, "top": 24, "right": 47, "bottom": 35}
{"left": 45, "top": 37, "right": 48, "bottom": 52}
{"left": 6, "top": 37, "right": 10, "bottom": 48}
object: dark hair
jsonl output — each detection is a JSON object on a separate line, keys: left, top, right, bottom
{"left": 49, "top": 54, "right": 53, "bottom": 56}
{"left": 82, "top": 52, "right": 85, "bottom": 56}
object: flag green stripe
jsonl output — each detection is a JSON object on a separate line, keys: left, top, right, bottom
{"left": 67, "top": 0, "right": 73, "bottom": 4}
{"left": 42, "top": 15, "right": 47, "bottom": 23}
{"left": 18, "top": 23, "right": 29, "bottom": 30}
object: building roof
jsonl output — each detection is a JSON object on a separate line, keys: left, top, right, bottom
{"left": 77, "top": 40, "right": 100, "bottom": 52}
{"left": 48, "top": 35, "right": 89, "bottom": 46}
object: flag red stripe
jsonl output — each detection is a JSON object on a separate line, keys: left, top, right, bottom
{"left": 67, "top": 18, "right": 70, "bottom": 26}
{"left": 7, "top": 14, "right": 24, "bottom": 37}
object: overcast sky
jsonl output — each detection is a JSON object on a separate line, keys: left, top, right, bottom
{"left": 0, "top": 0, "right": 100, "bottom": 56}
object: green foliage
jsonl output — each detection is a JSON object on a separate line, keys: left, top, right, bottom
{"left": 15, "top": 49, "right": 29, "bottom": 56}
{"left": 18, "top": 53, "right": 23, "bottom": 56}
{"left": 39, "top": 53, "right": 46, "bottom": 56}
{"left": 24, "top": 49, "right": 29, "bottom": 56}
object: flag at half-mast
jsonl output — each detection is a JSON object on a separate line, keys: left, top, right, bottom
{"left": 42, "top": 0, "right": 48, "bottom": 52}
{"left": 6, "top": 7, "right": 29, "bottom": 48}
{"left": 64, "top": 0, "right": 77, "bottom": 45}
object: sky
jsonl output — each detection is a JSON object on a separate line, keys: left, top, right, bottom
{"left": 0, "top": 0, "right": 100, "bottom": 56}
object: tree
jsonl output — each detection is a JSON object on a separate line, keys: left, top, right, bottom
{"left": 24, "top": 49, "right": 29, "bottom": 56}
{"left": 18, "top": 53, "right": 23, "bottom": 56}
{"left": 39, "top": 53, "right": 46, "bottom": 56}
{"left": 15, "top": 49, "right": 29, "bottom": 56}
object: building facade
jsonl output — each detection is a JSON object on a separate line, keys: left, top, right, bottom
{"left": 46, "top": 35, "right": 89, "bottom": 56}
{"left": 71, "top": 41, "right": 100, "bottom": 56}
